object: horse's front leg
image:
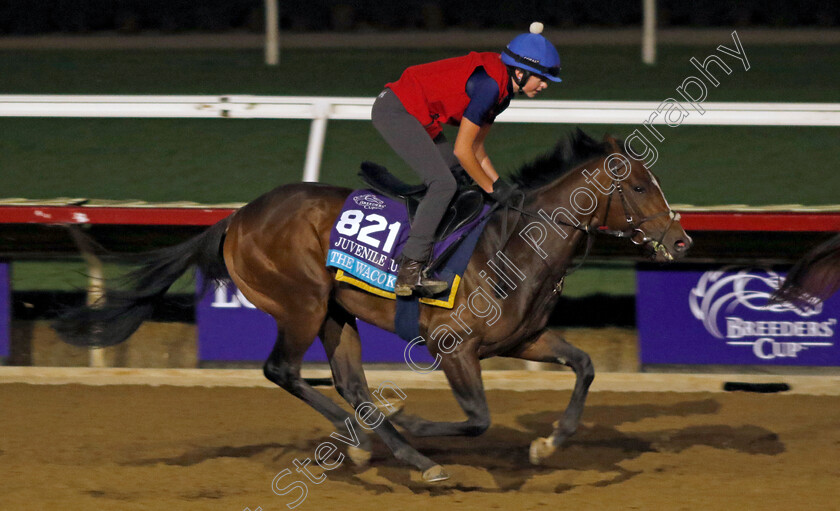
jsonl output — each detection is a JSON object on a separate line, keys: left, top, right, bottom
{"left": 506, "top": 329, "right": 594, "bottom": 464}
{"left": 391, "top": 343, "right": 491, "bottom": 438}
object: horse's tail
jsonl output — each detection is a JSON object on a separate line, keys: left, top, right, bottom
{"left": 54, "top": 216, "right": 233, "bottom": 348}
{"left": 771, "top": 233, "right": 840, "bottom": 306}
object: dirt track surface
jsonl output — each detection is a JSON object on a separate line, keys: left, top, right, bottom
{"left": 1, "top": 383, "right": 839, "bottom": 510}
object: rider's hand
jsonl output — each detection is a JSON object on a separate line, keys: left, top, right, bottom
{"left": 489, "top": 178, "right": 518, "bottom": 206}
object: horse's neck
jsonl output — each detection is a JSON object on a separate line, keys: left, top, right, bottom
{"left": 485, "top": 169, "right": 597, "bottom": 293}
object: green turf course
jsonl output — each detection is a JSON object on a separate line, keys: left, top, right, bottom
{"left": 1, "top": 46, "right": 836, "bottom": 101}
{"left": 1, "top": 46, "right": 837, "bottom": 205}
{"left": 11, "top": 261, "right": 196, "bottom": 295}
{"left": 2, "top": 119, "right": 836, "bottom": 205}
{"left": 3, "top": 45, "right": 838, "bottom": 293}
{"left": 10, "top": 259, "right": 636, "bottom": 297}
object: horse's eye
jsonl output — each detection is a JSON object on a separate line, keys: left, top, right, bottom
{"left": 633, "top": 186, "right": 645, "bottom": 193}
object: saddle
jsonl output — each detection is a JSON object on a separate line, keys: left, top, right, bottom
{"left": 359, "top": 161, "right": 486, "bottom": 242}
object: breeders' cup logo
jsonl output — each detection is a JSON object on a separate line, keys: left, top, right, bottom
{"left": 689, "top": 268, "right": 821, "bottom": 337}
{"left": 689, "top": 267, "right": 835, "bottom": 360}
{"left": 210, "top": 280, "right": 256, "bottom": 309}
{"left": 353, "top": 194, "right": 385, "bottom": 210}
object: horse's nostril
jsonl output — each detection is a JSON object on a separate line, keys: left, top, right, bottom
{"left": 674, "top": 240, "right": 687, "bottom": 251}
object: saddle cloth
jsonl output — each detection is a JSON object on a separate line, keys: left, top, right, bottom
{"left": 326, "top": 189, "right": 489, "bottom": 309}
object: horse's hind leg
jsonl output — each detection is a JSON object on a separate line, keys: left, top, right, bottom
{"left": 319, "top": 307, "right": 447, "bottom": 482}
{"left": 506, "top": 329, "right": 594, "bottom": 464}
{"left": 262, "top": 315, "right": 373, "bottom": 457}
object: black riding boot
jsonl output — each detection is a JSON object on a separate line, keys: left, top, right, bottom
{"left": 395, "top": 257, "right": 448, "bottom": 297}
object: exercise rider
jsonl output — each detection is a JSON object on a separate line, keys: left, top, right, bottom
{"left": 371, "top": 22, "right": 562, "bottom": 297}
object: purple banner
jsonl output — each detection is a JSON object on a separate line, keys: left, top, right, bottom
{"left": 0, "top": 263, "right": 8, "bottom": 358}
{"left": 638, "top": 265, "right": 840, "bottom": 366}
{"left": 196, "top": 274, "right": 434, "bottom": 363}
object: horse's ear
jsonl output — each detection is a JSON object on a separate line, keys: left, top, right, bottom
{"left": 602, "top": 134, "right": 622, "bottom": 153}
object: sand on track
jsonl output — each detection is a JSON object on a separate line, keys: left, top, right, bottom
{"left": 1, "top": 380, "right": 839, "bottom": 510}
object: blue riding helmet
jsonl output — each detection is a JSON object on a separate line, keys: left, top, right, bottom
{"left": 501, "top": 22, "right": 562, "bottom": 84}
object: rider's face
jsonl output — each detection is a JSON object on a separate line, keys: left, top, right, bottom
{"left": 515, "top": 71, "right": 549, "bottom": 97}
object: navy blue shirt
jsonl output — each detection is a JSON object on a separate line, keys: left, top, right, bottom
{"left": 463, "top": 67, "right": 511, "bottom": 125}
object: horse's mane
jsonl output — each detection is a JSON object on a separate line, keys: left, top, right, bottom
{"left": 510, "top": 128, "right": 622, "bottom": 190}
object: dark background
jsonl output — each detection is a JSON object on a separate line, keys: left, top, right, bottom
{"left": 2, "top": 0, "right": 838, "bottom": 34}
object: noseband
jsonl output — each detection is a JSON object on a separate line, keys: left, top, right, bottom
{"left": 490, "top": 169, "right": 680, "bottom": 282}
{"left": 599, "top": 179, "right": 680, "bottom": 259}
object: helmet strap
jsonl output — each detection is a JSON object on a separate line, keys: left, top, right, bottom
{"left": 515, "top": 69, "right": 532, "bottom": 95}
{"left": 507, "top": 66, "right": 532, "bottom": 95}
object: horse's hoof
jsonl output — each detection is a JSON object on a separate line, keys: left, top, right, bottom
{"left": 347, "top": 445, "right": 372, "bottom": 467}
{"left": 422, "top": 465, "right": 450, "bottom": 483}
{"left": 529, "top": 436, "right": 556, "bottom": 465}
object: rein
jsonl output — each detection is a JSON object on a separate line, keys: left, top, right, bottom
{"left": 485, "top": 174, "right": 679, "bottom": 291}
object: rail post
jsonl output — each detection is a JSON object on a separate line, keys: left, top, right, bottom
{"left": 84, "top": 253, "right": 106, "bottom": 368}
{"left": 302, "top": 99, "right": 330, "bottom": 182}
{"left": 66, "top": 225, "right": 107, "bottom": 367}
{"left": 642, "top": 0, "right": 657, "bottom": 65}
{"left": 265, "top": 0, "right": 280, "bottom": 66}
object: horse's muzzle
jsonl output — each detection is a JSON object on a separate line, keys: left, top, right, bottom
{"left": 673, "top": 235, "right": 693, "bottom": 253}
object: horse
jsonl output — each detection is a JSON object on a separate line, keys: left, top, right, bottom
{"left": 55, "top": 129, "right": 692, "bottom": 482}
{"left": 771, "top": 233, "right": 840, "bottom": 306}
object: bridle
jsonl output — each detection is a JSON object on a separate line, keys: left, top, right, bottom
{"left": 599, "top": 178, "right": 681, "bottom": 261}
{"left": 489, "top": 164, "right": 680, "bottom": 292}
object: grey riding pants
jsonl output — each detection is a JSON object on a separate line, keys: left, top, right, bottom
{"left": 371, "top": 88, "right": 459, "bottom": 262}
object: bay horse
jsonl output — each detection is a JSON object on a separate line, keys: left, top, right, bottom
{"left": 771, "top": 234, "right": 840, "bottom": 306}
{"left": 56, "top": 130, "right": 692, "bottom": 482}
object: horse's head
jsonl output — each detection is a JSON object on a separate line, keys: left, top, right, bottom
{"left": 513, "top": 130, "right": 692, "bottom": 262}
{"left": 595, "top": 135, "right": 692, "bottom": 262}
